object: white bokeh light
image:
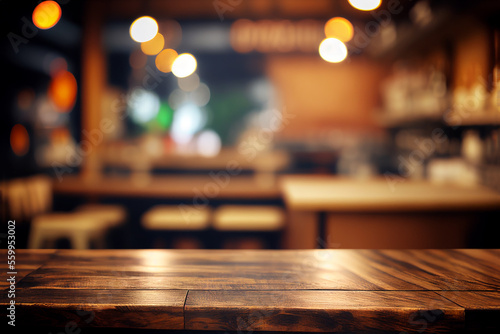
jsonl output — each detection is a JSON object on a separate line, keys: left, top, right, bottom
{"left": 196, "top": 130, "right": 221, "bottom": 157}
{"left": 348, "top": 0, "right": 381, "bottom": 11}
{"left": 168, "top": 89, "right": 189, "bottom": 110}
{"left": 178, "top": 73, "right": 200, "bottom": 92}
{"left": 319, "top": 38, "right": 348, "bottom": 63}
{"left": 128, "top": 88, "right": 160, "bottom": 123}
{"left": 170, "top": 103, "right": 206, "bottom": 145}
{"left": 191, "top": 83, "right": 211, "bottom": 107}
{"left": 130, "top": 16, "right": 159, "bottom": 43}
{"left": 172, "top": 53, "right": 197, "bottom": 78}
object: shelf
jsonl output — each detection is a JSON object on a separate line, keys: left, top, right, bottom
{"left": 368, "top": 1, "right": 500, "bottom": 62}
{"left": 374, "top": 112, "right": 443, "bottom": 128}
{"left": 376, "top": 109, "right": 500, "bottom": 129}
{"left": 444, "top": 111, "right": 500, "bottom": 127}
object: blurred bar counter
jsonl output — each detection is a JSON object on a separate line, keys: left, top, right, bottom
{"left": 49, "top": 173, "right": 500, "bottom": 249}
{"left": 280, "top": 175, "right": 500, "bottom": 249}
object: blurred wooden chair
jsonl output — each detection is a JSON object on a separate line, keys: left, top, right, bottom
{"left": 141, "top": 205, "right": 211, "bottom": 248}
{"left": 1, "top": 174, "right": 126, "bottom": 249}
{"left": 75, "top": 204, "right": 127, "bottom": 229}
{"left": 25, "top": 174, "right": 53, "bottom": 217}
{"left": 213, "top": 205, "right": 285, "bottom": 249}
{"left": 28, "top": 213, "right": 110, "bottom": 249}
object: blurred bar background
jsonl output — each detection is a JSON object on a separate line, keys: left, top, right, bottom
{"left": 1, "top": 0, "right": 500, "bottom": 250}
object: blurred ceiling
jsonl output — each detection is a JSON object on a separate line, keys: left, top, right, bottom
{"left": 101, "top": 0, "right": 414, "bottom": 21}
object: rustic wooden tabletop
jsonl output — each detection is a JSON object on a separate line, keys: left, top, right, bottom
{"left": 1, "top": 249, "right": 499, "bottom": 333}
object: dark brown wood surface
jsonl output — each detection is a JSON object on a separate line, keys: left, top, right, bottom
{"left": 0, "top": 249, "right": 55, "bottom": 287}
{"left": 1, "top": 249, "right": 499, "bottom": 332}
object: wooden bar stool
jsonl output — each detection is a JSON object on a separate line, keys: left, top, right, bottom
{"left": 213, "top": 205, "right": 285, "bottom": 249}
{"left": 28, "top": 213, "right": 111, "bottom": 249}
{"left": 141, "top": 205, "right": 211, "bottom": 248}
{"left": 75, "top": 204, "right": 127, "bottom": 228}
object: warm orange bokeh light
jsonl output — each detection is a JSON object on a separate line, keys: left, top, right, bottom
{"left": 48, "top": 70, "right": 77, "bottom": 112}
{"left": 325, "top": 17, "right": 354, "bottom": 42}
{"left": 10, "top": 124, "right": 30, "bottom": 156}
{"left": 32, "top": 1, "right": 62, "bottom": 30}
{"left": 155, "top": 49, "right": 178, "bottom": 73}
{"left": 50, "top": 128, "right": 71, "bottom": 145}
{"left": 141, "top": 33, "right": 165, "bottom": 55}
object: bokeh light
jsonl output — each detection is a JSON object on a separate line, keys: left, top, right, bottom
{"left": 348, "top": 0, "right": 381, "bottom": 11}
{"left": 128, "top": 88, "right": 160, "bottom": 123}
{"left": 155, "top": 49, "right": 178, "bottom": 73}
{"left": 156, "top": 102, "right": 174, "bottom": 129}
{"left": 10, "top": 124, "right": 30, "bottom": 156}
{"left": 171, "top": 53, "right": 197, "bottom": 78}
{"left": 141, "top": 33, "right": 165, "bottom": 55}
{"left": 50, "top": 127, "right": 71, "bottom": 145}
{"left": 130, "top": 16, "right": 159, "bottom": 43}
{"left": 196, "top": 130, "right": 221, "bottom": 157}
{"left": 171, "top": 103, "right": 206, "bottom": 145}
{"left": 32, "top": 1, "right": 61, "bottom": 30}
{"left": 319, "top": 38, "right": 348, "bottom": 63}
{"left": 191, "top": 83, "right": 211, "bottom": 107}
{"left": 168, "top": 89, "right": 188, "bottom": 110}
{"left": 48, "top": 70, "right": 78, "bottom": 112}
{"left": 178, "top": 73, "right": 200, "bottom": 92}
{"left": 324, "top": 17, "right": 354, "bottom": 42}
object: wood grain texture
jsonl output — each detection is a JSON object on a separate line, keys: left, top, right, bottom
{"left": 185, "top": 290, "right": 464, "bottom": 333}
{"left": 280, "top": 175, "right": 500, "bottom": 212}
{"left": 0, "top": 249, "right": 55, "bottom": 287}
{"left": 1, "top": 249, "right": 499, "bottom": 331}
{"left": 15, "top": 249, "right": 500, "bottom": 291}
{"left": 436, "top": 291, "right": 500, "bottom": 331}
{"left": 0, "top": 289, "right": 186, "bottom": 329}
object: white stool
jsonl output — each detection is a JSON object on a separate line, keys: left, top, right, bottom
{"left": 141, "top": 205, "right": 211, "bottom": 249}
{"left": 213, "top": 205, "right": 285, "bottom": 231}
{"left": 75, "top": 204, "right": 126, "bottom": 228}
{"left": 142, "top": 205, "right": 211, "bottom": 230}
{"left": 213, "top": 205, "right": 285, "bottom": 249}
{"left": 28, "top": 213, "right": 111, "bottom": 249}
